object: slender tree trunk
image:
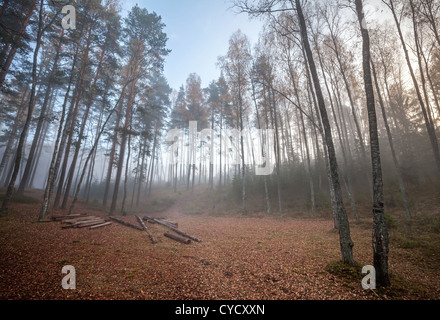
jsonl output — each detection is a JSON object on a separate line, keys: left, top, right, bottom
{"left": 291, "top": 70, "right": 315, "bottom": 214}
{"left": 17, "top": 38, "right": 62, "bottom": 195}
{"left": 110, "top": 68, "right": 137, "bottom": 215}
{"left": 121, "top": 117, "right": 132, "bottom": 214}
{"left": 148, "top": 128, "right": 158, "bottom": 197}
{"left": 1, "top": 0, "right": 43, "bottom": 214}
{"left": 295, "top": 0, "right": 354, "bottom": 265}
{"left": 356, "top": 0, "right": 390, "bottom": 287}
{"left": 251, "top": 74, "right": 271, "bottom": 214}
{"left": 61, "top": 44, "right": 103, "bottom": 209}
{"left": 103, "top": 94, "right": 124, "bottom": 207}
{"left": 0, "top": 85, "right": 28, "bottom": 180}
{"left": 39, "top": 47, "right": 79, "bottom": 219}
{"left": 372, "top": 61, "right": 411, "bottom": 220}
{"left": 136, "top": 140, "right": 146, "bottom": 207}
{"left": 316, "top": 44, "right": 358, "bottom": 219}
{"left": 385, "top": 0, "right": 440, "bottom": 175}
{"left": 68, "top": 78, "right": 136, "bottom": 215}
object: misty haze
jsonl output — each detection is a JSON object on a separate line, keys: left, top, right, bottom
{"left": 0, "top": 0, "right": 439, "bottom": 305}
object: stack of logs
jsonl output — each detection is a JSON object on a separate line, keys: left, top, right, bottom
{"left": 54, "top": 213, "right": 201, "bottom": 245}
{"left": 53, "top": 213, "right": 112, "bottom": 230}
{"left": 109, "top": 215, "right": 202, "bottom": 245}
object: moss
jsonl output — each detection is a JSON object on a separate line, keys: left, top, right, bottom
{"left": 325, "top": 260, "right": 363, "bottom": 284}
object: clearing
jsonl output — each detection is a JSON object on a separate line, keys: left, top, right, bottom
{"left": 0, "top": 188, "right": 439, "bottom": 300}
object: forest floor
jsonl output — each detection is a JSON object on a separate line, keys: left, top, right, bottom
{"left": 1, "top": 187, "right": 440, "bottom": 300}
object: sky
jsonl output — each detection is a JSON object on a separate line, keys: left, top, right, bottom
{"left": 120, "top": 0, "right": 265, "bottom": 91}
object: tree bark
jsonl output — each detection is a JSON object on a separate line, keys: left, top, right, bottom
{"left": 384, "top": 0, "right": 440, "bottom": 175}
{"left": 39, "top": 47, "right": 79, "bottom": 220}
{"left": 17, "top": 37, "right": 62, "bottom": 195}
{"left": 0, "top": 85, "right": 28, "bottom": 181}
{"left": 372, "top": 61, "right": 411, "bottom": 220}
{"left": 295, "top": 0, "right": 355, "bottom": 265}
{"left": 1, "top": 0, "right": 44, "bottom": 214}
{"left": 136, "top": 215, "right": 157, "bottom": 244}
{"left": 355, "top": 0, "right": 390, "bottom": 287}
{"left": 110, "top": 67, "right": 138, "bottom": 215}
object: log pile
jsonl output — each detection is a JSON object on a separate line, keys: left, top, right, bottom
{"left": 56, "top": 212, "right": 201, "bottom": 245}
{"left": 113, "top": 215, "right": 201, "bottom": 245}
{"left": 57, "top": 215, "right": 112, "bottom": 230}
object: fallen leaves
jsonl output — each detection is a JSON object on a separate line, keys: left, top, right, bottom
{"left": 0, "top": 202, "right": 439, "bottom": 300}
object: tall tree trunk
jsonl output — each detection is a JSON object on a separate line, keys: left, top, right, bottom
{"left": 39, "top": 47, "right": 79, "bottom": 219}
{"left": 148, "top": 124, "right": 159, "bottom": 198}
{"left": 251, "top": 74, "right": 271, "bottom": 214}
{"left": 53, "top": 32, "right": 92, "bottom": 210}
{"left": 372, "top": 61, "right": 411, "bottom": 220}
{"left": 102, "top": 92, "right": 125, "bottom": 207}
{"left": 291, "top": 70, "right": 315, "bottom": 214}
{"left": 136, "top": 139, "right": 146, "bottom": 207}
{"left": 295, "top": 0, "right": 354, "bottom": 265}
{"left": 121, "top": 116, "right": 132, "bottom": 214}
{"left": 17, "top": 37, "right": 62, "bottom": 195}
{"left": 1, "top": 0, "right": 43, "bottom": 214}
{"left": 68, "top": 78, "right": 136, "bottom": 216}
{"left": 356, "top": 0, "right": 390, "bottom": 287}
{"left": 61, "top": 44, "right": 104, "bottom": 209}
{"left": 315, "top": 42, "right": 358, "bottom": 220}
{"left": 110, "top": 69, "right": 137, "bottom": 215}
{"left": 238, "top": 90, "right": 247, "bottom": 213}
{"left": 385, "top": 0, "right": 440, "bottom": 175}
{"left": 0, "top": 85, "right": 28, "bottom": 180}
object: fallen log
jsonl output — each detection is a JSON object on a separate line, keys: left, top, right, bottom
{"left": 89, "top": 222, "right": 113, "bottom": 230}
{"left": 169, "top": 227, "right": 202, "bottom": 243}
{"left": 164, "top": 232, "right": 191, "bottom": 244}
{"left": 76, "top": 220, "right": 107, "bottom": 228}
{"left": 151, "top": 218, "right": 178, "bottom": 229}
{"left": 62, "top": 216, "right": 98, "bottom": 224}
{"left": 61, "top": 218, "right": 106, "bottom": 229}
{"left": 109, "top": 216, "right": 143, "bottom": 231}
{"left": 136, "top": 215, "right": 157, "bottom": 244}
{"left": 142, "top": 216, "right": 156, "bottom": 224}
{"left": 146, "top": 217, "right": 201, "bottom": 242}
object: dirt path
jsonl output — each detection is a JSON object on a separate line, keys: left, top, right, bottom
{"left": 150, "top": 188, "right": 205, "bottom": 219}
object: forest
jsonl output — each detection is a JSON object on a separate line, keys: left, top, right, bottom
{"left": 1, "top": 0, "right": 440, "bottom": 302}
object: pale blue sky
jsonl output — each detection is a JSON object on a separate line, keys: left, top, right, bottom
{"left": 120, "top": 0, "right": 264, "bottom": 90}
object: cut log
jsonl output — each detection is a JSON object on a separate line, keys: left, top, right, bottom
{"left": 169, "top": 227, "right": 202, "bottom": 243}
{"left": 145, "top": 217, "right": 201, "bottom": 242}
{"left": 151, "top": 218, "right": 178, "bottom": 229}
{"left": 142, "top": 216, "right": 156, "bottom": 224}
{"left": 164, "top": 232, "right": 191, "bottom": 244}
{"left": 72, "top": 218, "right": 104, "bottom": 226}
{"left": 109, "top": 216, "right": 143, "bottom": 231}
{"left": 76, "top": 220, "right": 107, "bottom": 228}
{"left": 89, "top": 222, "right": 112, "bottom": 230}
{"left": 61, "top": 218, "right": 106, "bottom": 229}
{"left": 136, "top": 215, "right": 157, "bottom": 244}
{"left": 62, "top": 216, "right": 98, "bottom": 224}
